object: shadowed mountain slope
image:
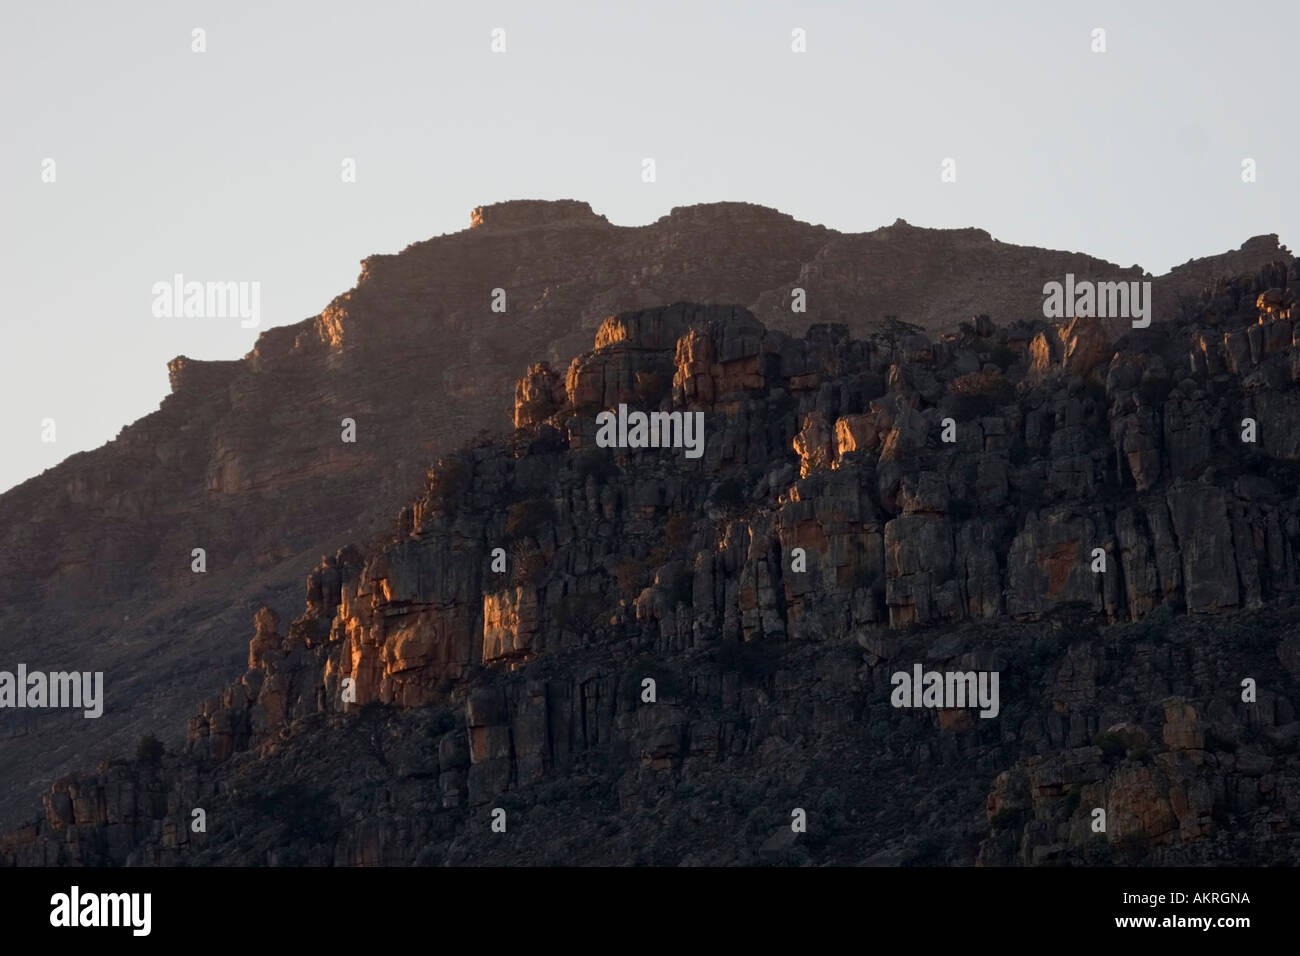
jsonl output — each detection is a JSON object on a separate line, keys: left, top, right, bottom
{"left": 0, "top": 200, "right": 1289, "bottom": 829}
{"left": 5, "top": 256, "right": 1300, "bottom": 865}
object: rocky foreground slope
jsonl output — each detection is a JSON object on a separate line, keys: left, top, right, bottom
{"left": 5, "top": 260, "right": 1300, "bottom": 865}
{"left": 3, "top": 199, "right": 1286, "bottom": 829}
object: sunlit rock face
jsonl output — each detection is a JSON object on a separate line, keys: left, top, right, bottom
{"left": 7, "top": 248, "right": 1300, "bottom": 866}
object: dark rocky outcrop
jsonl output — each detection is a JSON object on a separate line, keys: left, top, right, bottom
{"left": 8, "top": 201, "right": 1284, "bottom": 828}
{"left": 7, "top": 258, "right": 1300, "bottom": 866}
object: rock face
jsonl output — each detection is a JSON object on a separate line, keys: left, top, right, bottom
{"left": 5, "top": 259, "right": 1300, "bottom": 866}
{"left": 8, "top": 204, "right": 1281, "bottom": 829}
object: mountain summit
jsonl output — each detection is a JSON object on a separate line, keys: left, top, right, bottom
{"left": 0, "top": 202, "right": 1289, "bottom": 834}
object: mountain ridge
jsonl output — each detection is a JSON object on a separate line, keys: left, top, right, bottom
{"left": 6, "top": 262, "right": 1300, "bottom": 864}
{"left": 0, "top": 200, "right": 1290, "bottom": 833}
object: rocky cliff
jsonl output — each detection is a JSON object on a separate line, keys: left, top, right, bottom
{"left": 6, "top": 257, "right": 1300, "bottom": 866}
{"left": 9, "top": 201, "right": 1283, "bottom": 829}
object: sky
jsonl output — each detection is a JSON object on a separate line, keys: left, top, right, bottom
{"left": 1, "top": 0, "right": 1295, "bottom": 493}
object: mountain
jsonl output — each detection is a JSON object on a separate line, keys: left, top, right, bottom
{"left": 4, "top": 248, "right": 1300, "bottom": 864}
{"left": 0, "top": 199, "right": 1288, "bottom": 832}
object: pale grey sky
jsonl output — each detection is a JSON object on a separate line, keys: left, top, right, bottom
{"left": 1, "top": 0, "right": 1294, "bottom": 492}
